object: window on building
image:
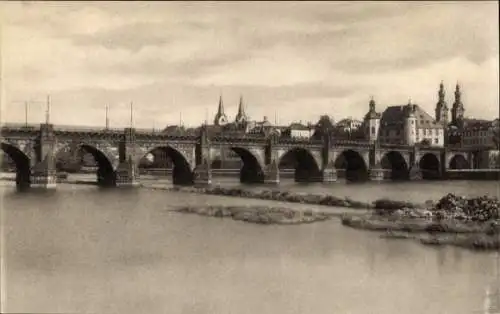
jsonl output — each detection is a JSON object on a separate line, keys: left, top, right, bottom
{"left": 371, "top": 126, "right": 375, "bottom": 135}
{"left": 434, "top": 138, "right": 438, "bottom": 144}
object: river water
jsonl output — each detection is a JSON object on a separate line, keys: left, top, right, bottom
{"left": 2, "top": 178, "right": 500, "bottom": 314}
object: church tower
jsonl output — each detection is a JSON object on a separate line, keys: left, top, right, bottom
{"left": 363, "top": 97, "right": 381, "bottom": 142}
{"left": 213, "top": 95, "right": 228, "bottom": 126}
{"left": 404, "top": 99, "right": 417, "bottom": 146}
{"left": 451, "top": 83, "right": 465, "bottom": 127}
{"left": 435, "top": 81, "right": 448, "bottom": 125}
{"left": 234, "top": 95, "right": 249, "bottom": 126}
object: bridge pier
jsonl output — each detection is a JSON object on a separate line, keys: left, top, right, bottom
{"left": 31, "top": 166, "right": 57, "bottom": 190}
{"left": 322, "top": 161, "right": 337, "bottom": 183}
{"left": 263, "top": 160, "right": 279, "bottom": 184}
{"left": 408, "top": 164, "right": 423, "bottom": 180}
{"left": 193, "top": 159, "right": 212, "bottom": 187}
{"left": 115, "top": 158, "right": 140, "bottom": 188}
{"left": 30, "top": 123, "right": 57, "bottom": 190}
{"left": 116, "top": 128, "right": 140, "bottom": 188}
{"left": 369, "top": 167, "right": 385, "bottom": 181}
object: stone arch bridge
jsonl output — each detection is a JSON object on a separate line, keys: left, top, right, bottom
{"left": 0, "top": 123, "right": 474, "bottom": 190}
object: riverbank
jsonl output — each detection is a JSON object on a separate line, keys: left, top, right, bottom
{"left": 164, "top": 185, "right": 420, "bottom": 210}
{"left": 341, "top": 193, "right": 500, "bottom": 251}
{"left": 175, "top": 205, "right": 333, "bottom": 225}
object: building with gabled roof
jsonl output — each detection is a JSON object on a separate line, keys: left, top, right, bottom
{"left": 378, "top": 101, "right": 445, "bottom": 146}
{"left": 362, "top": 93, "right": 445, "bottom": 147}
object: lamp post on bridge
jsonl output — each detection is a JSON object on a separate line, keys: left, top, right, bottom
{"left": 10, "top": 99, "right": 46, "bottom": 127}
{"left": 105, "top": 104, "right": 110, "bottom": 130}
{"left": 45, "top": 95, "right": 51, "bottom": 125}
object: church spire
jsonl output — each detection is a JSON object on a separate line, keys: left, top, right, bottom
{"left": 235, "top": 95, "right": 248, "bottom": 125}
{"left": 213, "top": 95, "right": 228, "bottom": 126}
{"left": 439, "top": 80, "right": 445, "bottom": 101}
{"left": 435, "top": 81, "right": 448, "bottom": 123}
{"left": 237, "top": 95, "right": 244, "bottom": 115}
{"left": 454, "top": 83, "right": 461, "bottom": 103}
{"left": 451, "top": 82, "right": 465, "bottom": 126}
{"left": 369, "top": 96, "right": 376, "bottom": 112}
{"left": 217, "top": 95, "right": 225, "bottom": 115}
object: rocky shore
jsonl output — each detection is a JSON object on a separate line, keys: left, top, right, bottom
{"left": 342, "top": 193, "right": 500, "bottom": 251}
{"left": 174, "top": 205, "right": 332, "bottom": 225}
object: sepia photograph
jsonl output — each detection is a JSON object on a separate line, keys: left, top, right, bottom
{"left": 1, "top": 1, "right": 499, "bottom": 313}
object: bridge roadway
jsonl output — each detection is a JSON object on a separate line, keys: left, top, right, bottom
{"left": 0, "top": 123, "right": 474, "bottom": 190}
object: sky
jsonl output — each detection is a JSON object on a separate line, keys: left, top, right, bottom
{"left": 1, "top": 1, "right": 499, "bottom": 128}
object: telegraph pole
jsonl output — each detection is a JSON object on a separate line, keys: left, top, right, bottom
{"left": 105, "top": 104, "right": 109, "bottom": 130}
{"left": 24, "top": 101, "right": 28, "bottom": 127}
{"left": 45, "top": 95, "right": 51, "bottom": 124}
{"left": 130, "top": 102, "right": 134, "bottom": 128}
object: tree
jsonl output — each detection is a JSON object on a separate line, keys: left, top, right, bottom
{"left": 313, "top": 115, "right": 335, "bottom": 140}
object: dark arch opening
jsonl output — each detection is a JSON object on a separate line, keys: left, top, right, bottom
{"left": 1, "top": 143, "right": 31, "bottom": 191}
{"left": 230, "top": 147, "right": 264, "bottom": 184}
{"left": 141, "top": 146, "right": 193, "bottom": 186}
{"left": 419, "top": 153, "right": 441, "bottom": 180}
{"left": 55, "top": 144, "right": 116, "bottom": 187}
{"left": 449, "top": 154, "right": 469, "bottom": 170}
{"left": 278, "top": 148, "right": 322, "bottom": 182}
{"left": 334, "top": 150, "right": 368, "bottom": 182}
{"left": 380, "top": 151, "right": 409, "bottom": 180}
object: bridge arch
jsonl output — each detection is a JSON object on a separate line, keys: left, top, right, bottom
{"left": 380, "top": 151, "right": 410, "bottom": 180}
{"left": 278, "top": 148, "right": 322, "bottom": 182}
{"left": 228, "top": 147, "right": 265, "bottom": 184}
{"left": 140, "top": 146, "right": 194, "bottom": 185}
{"left": 334, "top": 149, "right": 369, "bottom": 181}
{"left": 55, "top": 143, "right": 116, "bottom": 187}
{"left": 418, "top": 153, "right": 441, "bottom": 180}
{"left": 1, "top": 142, "right": 31, "bottom": 190}
{"left": 448, "top": 153, "right": 469, "bottom": 170}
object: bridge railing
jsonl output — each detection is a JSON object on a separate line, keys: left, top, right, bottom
{"left": 380, "top": 143, "right": 412, "bottom": 149}
{"left": 210, "top": 134, "right": 267, "bottom": 143}
{"left": 333, "top": 139, "right": 372, "bottom": 146}
{"left": 277, "top": 137, "right": 322, "bottom": 145}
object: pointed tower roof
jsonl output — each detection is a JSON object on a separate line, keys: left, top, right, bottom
{"left": 364, "top": 96, "right": 381, "bottom": 120}
{"left": 237, "top": 95, "right": 244, "bottom": 115}
{"left": 235, "top": 95, "right": 248, "bottom": 124}
{"left": 452, "top": 82, "right": 464, "bottom": 110}
{"left": 217, "top": 95, "right": 225, "bottom": 115}
{"left": 213, "top": 95, "right": 228, "bottom": 126}
{"left": 439, "top": 81, "right": 446, "bottom": 100}
{"left": 454, "top": 83, "right": 462, "bottom": 102}
{"left": 435, "top": 81, "right": 449, "bottom": 123}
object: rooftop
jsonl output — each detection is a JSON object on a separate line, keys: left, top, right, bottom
{"left": 380, "top": 104, "right": 444, "bottom": 129}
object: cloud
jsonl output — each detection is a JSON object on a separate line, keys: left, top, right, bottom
{"left": 1, "top": 1, "right": 498, "bottom": 128}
